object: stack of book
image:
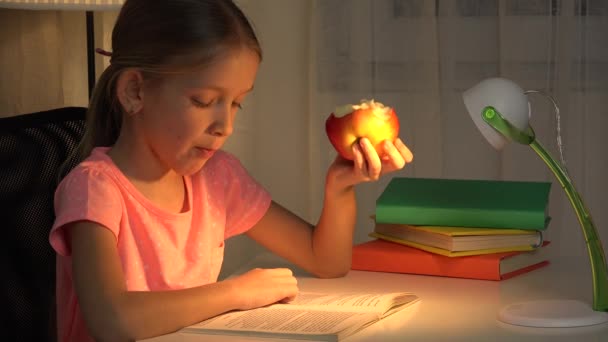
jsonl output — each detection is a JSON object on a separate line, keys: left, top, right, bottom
{"left": 352, "top": 177, "right": 552, "bottom": 281}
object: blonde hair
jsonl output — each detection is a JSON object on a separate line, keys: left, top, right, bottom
{"left": 63, "top": 0, "right": 261, "bottom": 177}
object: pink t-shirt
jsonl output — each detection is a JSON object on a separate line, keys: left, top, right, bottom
{"left": 49, "top": 147, "right": 271, "bottom": 342}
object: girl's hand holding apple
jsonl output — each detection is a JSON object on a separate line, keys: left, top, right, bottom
{"left": 325, "top": 100, "right": 413, "bottom": 190}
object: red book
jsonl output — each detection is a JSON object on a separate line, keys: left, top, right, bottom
{"left": 351, "top": 239, "right": 550, "bottom": 281}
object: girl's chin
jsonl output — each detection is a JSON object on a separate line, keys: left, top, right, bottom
{"left": 173, "top": 149, "right": 216, "bottom": 175}
{"left": 177, "top": 160, "right": 209, "bottom": 176}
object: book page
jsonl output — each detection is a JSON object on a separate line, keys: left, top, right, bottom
{"left": 183, "top": 292, "right": 419, "bottom": 339}
{"left": 186, "top": 306, "right": 378, "bottom": 337}
{"left": 285, "top": 292, "right": 413, "bottom": 314}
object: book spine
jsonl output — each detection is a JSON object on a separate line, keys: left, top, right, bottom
{"left": 351, "top": 247, "right": 502, "bottom": 280}
{"left": 500, "top": 261, "right": 550, "bottom": 280}
{"left": 369, "top": 232, "right": 539, "bottom": 257}
{"left": 375, "top": 205, "right": 546, "bottom": 230}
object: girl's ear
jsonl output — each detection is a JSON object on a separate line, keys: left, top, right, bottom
{"left": 116, "top": 69, "right": 145, "bottom": 115}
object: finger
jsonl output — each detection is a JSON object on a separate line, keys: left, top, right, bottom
{"left": 394, "top": 138, "right": 414, "bottom": 163}
{"left": 279, "top": 292, "right": 299, "bottom": 304}
{"left": 359, "top": 138, "right": 381, "bottom": 180}
{"left": 268, "top": 268, "right": 294, "bottom": 277}
{"left": 279, "top": 280, "right": 299, "bottom": 301}
{"left": 382, "top": 140, "right": 406, "bottom": 171}
{"left": 352, "top": 140, "right": 366, "bottom": 175}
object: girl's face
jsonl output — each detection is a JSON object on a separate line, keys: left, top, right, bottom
{"left": 138, "top": 48, "right": 259, "bottom": 176}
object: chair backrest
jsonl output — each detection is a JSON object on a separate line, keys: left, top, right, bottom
{"left": 0, "top": 107, "right": 87, "bottom": 342}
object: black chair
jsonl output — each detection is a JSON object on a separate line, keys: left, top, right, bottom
{"left": 0, "top": 107, "right": 87, "bottom": 341}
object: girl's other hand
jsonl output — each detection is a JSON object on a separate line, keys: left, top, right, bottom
{"left": 328, "top": 137, "right": 413, "bottom": 191}
{"left": 227, "top": 268, "right": 299, "bottom": 310}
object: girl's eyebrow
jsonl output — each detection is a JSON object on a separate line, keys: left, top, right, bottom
{"left": 189, "top": 85, "right": 255, "bottom": 95}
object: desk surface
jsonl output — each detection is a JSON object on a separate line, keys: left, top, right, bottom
{"left": 143, "top": 253, "right": 608, "bottom": 342}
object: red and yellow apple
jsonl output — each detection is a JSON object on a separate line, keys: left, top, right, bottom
{"left": 325, "top": 99, "right": 400, "bottom": 160}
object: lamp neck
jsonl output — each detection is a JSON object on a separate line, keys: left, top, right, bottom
{"left": 481, "top": 106, "right": 536, "bottom": 145}
{"left": 528, "top": 139, "right": 608, "bottom": 312}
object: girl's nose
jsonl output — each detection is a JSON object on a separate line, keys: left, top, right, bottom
{"left": 210, "top": 105, "right": 234, "bottom": 137}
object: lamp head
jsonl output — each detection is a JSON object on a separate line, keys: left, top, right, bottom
{"left": 463, "top": 78, "right": 531, "bottom": 150}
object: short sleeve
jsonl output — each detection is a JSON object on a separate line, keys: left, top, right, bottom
{"left": 221, "top": 153, "right": 271, "bottom": 239}
{"left": 49, "top": 166, "right": 123, "bottom": 256}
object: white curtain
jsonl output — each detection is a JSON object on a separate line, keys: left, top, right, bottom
{"left": 2, "top": 0, "right": 606, "bottom": 275}
{"left": 307, "top": 0, "right": 608, "bottom": 262}
{"left": 0, "top": 1, "right": 119, "bottom": 117}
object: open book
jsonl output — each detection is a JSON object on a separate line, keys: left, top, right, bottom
{"left": 181, "top": 291, "right": 419, "bottom": 341}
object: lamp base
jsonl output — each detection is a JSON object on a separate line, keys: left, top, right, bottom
{"left": 497, "top": 300, "right": 608, "bottom": 327}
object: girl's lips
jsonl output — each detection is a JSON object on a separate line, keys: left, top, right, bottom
{"left": 195, "top": 147, "right": 216, "bottom": 159}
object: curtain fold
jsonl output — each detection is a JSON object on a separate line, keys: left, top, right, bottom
{"left": 0, "top": 2, "right": 119, "bottom": 117}
{"left": 0, "top": 10, "right": 90, "bottom": 116}
{"left": 310, "top": 0, "right": 608, "bottom": 259}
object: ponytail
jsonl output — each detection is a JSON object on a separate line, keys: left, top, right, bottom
{"left": 59, "top": 65, "right": 123, "bottom": 179}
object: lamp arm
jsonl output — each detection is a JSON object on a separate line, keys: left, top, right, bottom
{"left": 481, "top": 106, "right": 608, "bottom": 311}
{"left": 529, "top": 139, "right": 608, "bottom": 311}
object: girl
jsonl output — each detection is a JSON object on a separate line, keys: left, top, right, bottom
{"left": 49, "top": 1, "right": 413, "bottom": 341}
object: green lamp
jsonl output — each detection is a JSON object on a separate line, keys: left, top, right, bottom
{"left": 462, "top": 77, "right": 608, "bottom": 327}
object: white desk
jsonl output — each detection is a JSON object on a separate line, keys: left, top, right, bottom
{"left": 143, "top": 253, "right": 608, "bottom": 342}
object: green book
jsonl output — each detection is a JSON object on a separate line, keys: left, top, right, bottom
{"left": 375, "top": 177, "right": 551, "bottom": 230}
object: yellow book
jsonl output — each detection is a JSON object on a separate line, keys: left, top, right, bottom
{"left": 370, "top": 223, "right": 543, "bottom": 257}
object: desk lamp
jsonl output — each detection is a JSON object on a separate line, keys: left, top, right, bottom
{"left": 462, "top": 77, "right": 608, "bottom": 327}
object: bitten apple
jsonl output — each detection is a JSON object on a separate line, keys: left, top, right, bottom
{"left": 325, "top": 99, "right": 400, "bottom": 160}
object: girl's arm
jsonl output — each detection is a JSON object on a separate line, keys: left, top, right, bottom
{"left": 246, "top": 138, "right": 413, "bottom": 278}
{"left": 70, "top": 221, "right": 298, "bottom": 342}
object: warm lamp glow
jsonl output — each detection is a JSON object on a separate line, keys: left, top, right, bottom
{"left": 462, "top": 77, "right": 608, "bottom": 328}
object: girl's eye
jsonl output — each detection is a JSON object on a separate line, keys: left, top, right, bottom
{"left": 192, "top": 98, "right": 213, "bottom": 108}
{"left": 232, "top": 102, "right": 243, "bottom": 109}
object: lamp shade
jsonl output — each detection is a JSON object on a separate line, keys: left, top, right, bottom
{"left": 462, "top": 78, "right": 530, "bottom": 150}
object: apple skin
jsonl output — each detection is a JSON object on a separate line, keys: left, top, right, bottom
{"left": 325, "top": 106, "right": 400, "bottom": 160}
